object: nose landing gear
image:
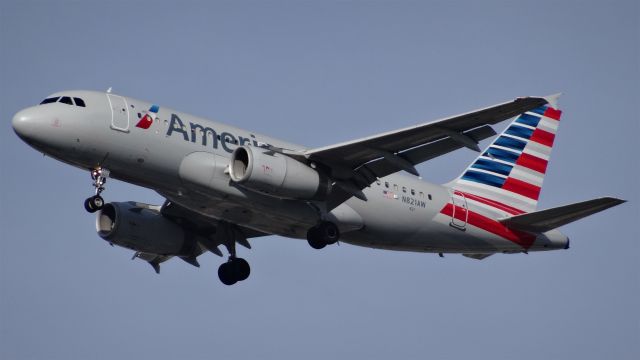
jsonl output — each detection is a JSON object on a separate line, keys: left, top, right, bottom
{"left": 84, "top": 168, "right": 108, "bottom": 213}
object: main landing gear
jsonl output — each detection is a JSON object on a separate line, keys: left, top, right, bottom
{"left": 218, "top": 257, "right": 250, "bottom": 286}
{"left": 217, "top": 224, "right": 251, "bottom": 285}
{"left": 306, "top": 221, "right": 340, "bottom": 249}
{"left": 84, "top": 168, "right": 108, "bottom": 213}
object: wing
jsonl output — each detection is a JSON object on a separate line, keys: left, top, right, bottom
{"left": 304, "top": 96, "right": 551, "bottom": 209}
{"left": 160, "top": 200, "right": 269, "bottom": 241}
{"left": 133, "top": 200, "right": 270, "bottom": 273}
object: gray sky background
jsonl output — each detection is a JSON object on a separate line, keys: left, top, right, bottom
{"left": 1, "top": 1, "right": 638, "bottom": 359}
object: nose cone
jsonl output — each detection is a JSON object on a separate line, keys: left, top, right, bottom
{"left": 12, "top": 108, "right": 36, "bottom": 140}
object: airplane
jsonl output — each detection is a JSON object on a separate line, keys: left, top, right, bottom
{"left": 12, "top": 90, "right": 625, "bottom": 285}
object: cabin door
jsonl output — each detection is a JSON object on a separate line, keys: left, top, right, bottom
{"left": 450, "top": 190, "right": 468, "bottom": 230}
{"left": 107, "top": 94, "right": 130, "bottom": 132}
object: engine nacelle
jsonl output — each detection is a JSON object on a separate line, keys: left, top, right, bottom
{"left": 229, "top": 146, "right": 330, "bottom": 200}
{"left": 95, "top": 202, "right": 197, "bottom": 255}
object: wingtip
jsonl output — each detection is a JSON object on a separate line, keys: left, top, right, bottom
{"left": 543, "top": 93, "right": 562, "bottom": 109}
{"left": 604, "top": 197, "right": 627, "bottom": 205}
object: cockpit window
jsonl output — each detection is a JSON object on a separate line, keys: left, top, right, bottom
{"left": 40, "top": 97, "right": 60, "bottom": 104}
{"left": 39, "top": 95, "right": 87, "bottom": 108}
{"left": 73, "top": 97, "right": 86, "bottom": 107}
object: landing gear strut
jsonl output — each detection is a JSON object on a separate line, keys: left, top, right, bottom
{"left": 84, "top": 168, "right": 108, "bottom": 213}
{"left": 307, "top": 221, "right": 340, "bottom": 249}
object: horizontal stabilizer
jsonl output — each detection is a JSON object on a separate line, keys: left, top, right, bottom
{"left": 499, "top": 197, "right": 626, "bottom": 233}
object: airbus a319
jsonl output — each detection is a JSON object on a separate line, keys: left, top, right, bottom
{"left": 12, "top": 90, "right": 625, "bottom": 285}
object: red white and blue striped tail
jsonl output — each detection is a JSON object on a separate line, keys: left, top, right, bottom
{"left": 449, "top": 94, "right": 562, "bottom": 214}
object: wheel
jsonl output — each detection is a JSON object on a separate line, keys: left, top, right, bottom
{"left": 84, "top": 197, "right": 97, "bottom": 213}
{"left": 84, "top": 198, "right": 96, "bottom": 213}
{"left": 218, "top": 262, "right": 237, "bottom": 286}
{"left": 91, "top": 195, "right": 104, "bottom": 210}
{"left": 233, "top": 258, "right": 250, "bottom": 281}
{"left": 307, "top": 227, "right": 326, "bottom": 249}
{"left": 319, "top": 222, "right": 340, "bottom": 244}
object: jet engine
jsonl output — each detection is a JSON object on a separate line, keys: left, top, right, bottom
{"left": 228, "top": 146, "right": 330, "bottom": 200}
{"left": 95, "top": 202, "right": 199, "bottom": 256}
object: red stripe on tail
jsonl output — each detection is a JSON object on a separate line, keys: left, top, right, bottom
{"left": 440, "top": 204, "right": 536, "bottom": 249}
{"left": 516, "top": 153, "right": 548, "bottom": 174}
{"left": 530, "top": 128, "right": 555, "bottom": 147}
{"left": 502, "top": 177, "right": 541, "bottom": 200}
{"left": 457, "top": 191, "right": 526, "bottom": 215}
{"left": 543, "top": 107, "right": 562, "bottom": 121}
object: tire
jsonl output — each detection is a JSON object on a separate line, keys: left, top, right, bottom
{"left": 319, "top": 222, "right": 340, "bottom": 244}
{"left": 218, "top": 262, "right": 237, "bottom": 286}
{"left": 233, "top": 258, "right": 251, "bottom": 281}
{"left": 84, "top": 197, "right": 97, "bottom": 213}
{"left": 307, "top": 227, "right": 326, "bottom": 249}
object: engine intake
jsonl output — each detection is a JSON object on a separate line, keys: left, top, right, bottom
{"left": 229, "top": 146, "right": 329, "bottom": 200}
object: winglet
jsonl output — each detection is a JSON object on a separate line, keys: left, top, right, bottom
{"left": 543, "top": 93, "right": 562, "bottom": 109}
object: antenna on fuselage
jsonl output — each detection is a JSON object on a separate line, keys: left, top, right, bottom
{"left": 106, "top": 87, "right": 112, "bottom": 93}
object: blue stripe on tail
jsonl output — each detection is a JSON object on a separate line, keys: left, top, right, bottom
{"left": 516, "top": 113, "right": 542, "bottom": 127}
{"left": 461, "top": 170, "right": 506, "bottom": 188}
{"left": 505, "top": 125, "right": 534, "bottom": 140}
{"left": 494, "top": 136, "right": 527, "bottom": 151}
{"left": 484, "top": 147, "right": 520, "bottom": 163}
{"left": 471, "top": 158, "right": 513, "bottom": 176}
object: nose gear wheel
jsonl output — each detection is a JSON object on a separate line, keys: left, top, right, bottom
{"left": 84, "top": 167, "right": 108, "bottom": 213}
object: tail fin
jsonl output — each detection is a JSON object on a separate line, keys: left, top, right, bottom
{"left": 449, "top": 94, "right": 562, "bottom": 213}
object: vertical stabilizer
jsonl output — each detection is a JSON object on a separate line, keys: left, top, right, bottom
{"left": 448, "top": 97, "right": 562, "bottom": 214}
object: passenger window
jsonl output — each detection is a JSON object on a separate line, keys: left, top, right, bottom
{"left": 376, "top": 180, "right": 381, "bottom": 186}
{"left": 73, "top": 97, "right": 86, "bottom": 107}
{"left": 40, "top": 97, "right": 60, "bottom": 104}
{"left": 411, "top": 189, "right": 415, "bottom": 196}
{"left": 393, "top": 184, "right": 398, "bottom": 191}
{"left": 428, "top": 194, "right": 433, "bottom": 200}
{"left": 385, "top": 182, "right": 389, "bottom": 188}
{"left": 419, "top": 192, "right": 424, "bottom": 198}
{"left": 59, "top": 96, "right": 73, "bottom": 105}
{"left": 402, "top": 187, "right": 407, "bottom": 193}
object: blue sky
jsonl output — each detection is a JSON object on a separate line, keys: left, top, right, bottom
{"left": 1, "top": 1, "right": 638, "bottom": 359}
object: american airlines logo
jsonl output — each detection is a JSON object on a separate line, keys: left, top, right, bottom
{"left": 135, "top": 105, "right": 159, "bottom": 129}
{"left": 165, "top": 113, "right": 272, "bottom": 154}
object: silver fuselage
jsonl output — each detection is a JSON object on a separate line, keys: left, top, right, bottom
{"left": 12, "top": 90, "right": 568, "bottom": 254}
